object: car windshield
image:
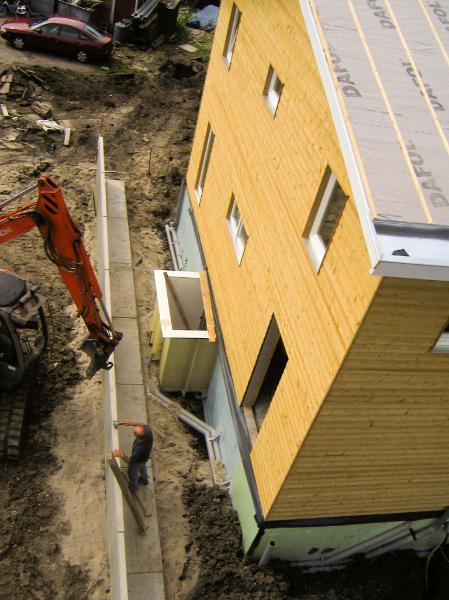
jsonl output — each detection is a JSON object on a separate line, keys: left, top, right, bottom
{"left": 83, "top": 24, "right": 103, "bottom": 39}
{"left": 29, "top": 19, "right": 47, "bottom": 30}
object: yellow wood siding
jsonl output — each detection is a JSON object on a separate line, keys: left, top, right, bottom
{"left": 186, "top": 0, "right": 381, "bottom": 517}
{"left": 270, "top": 278, "right": 449, "bottom": 519}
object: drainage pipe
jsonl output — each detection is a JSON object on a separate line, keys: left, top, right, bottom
{"left": 365, "top": 507, "right": 449, "bottom": 559}
{"left": 169, "top": 222, "right": 184, "bottom": 270}
{"left": 258, "top": 540, "right": 276, "bottom": 567}
{"left": 148, "top": 389, "right": 227, "bottom": 487}
{"left": 164, "top": 224, "right": 179, "bottom": 270}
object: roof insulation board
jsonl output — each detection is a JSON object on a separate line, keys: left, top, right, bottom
{"left": 307, "top": 0, "right": 449, "bottom": 227}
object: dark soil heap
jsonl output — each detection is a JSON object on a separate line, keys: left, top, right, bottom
{"left": 183, "top": 482, "right": 449, "bottom": 600}
{"left": 183, "top": 483, "right": 288, "bottom": 600}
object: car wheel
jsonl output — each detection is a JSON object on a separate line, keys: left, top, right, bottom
{"left": 12, "top": 36, "right": 25, "bottom": 50}
{"left": 76, "top": 50, "right": 88, "bottom": 63}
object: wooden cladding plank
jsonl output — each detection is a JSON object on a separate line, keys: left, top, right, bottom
{"left": 270, "top": 276, "right": 449, "bottom": 519}
{"left": 185, "top": 0, "right": 381, "bottom": 517}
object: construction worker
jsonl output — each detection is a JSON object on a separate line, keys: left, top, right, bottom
{"left": 112, "top": 419, "right": 153, "bottom": 492}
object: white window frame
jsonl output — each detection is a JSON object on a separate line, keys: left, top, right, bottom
{"left": 223, "top": 4, "right": 241, "bottom": 67}
{"left": 264, "top": 66, "right": 283, "bottom": 116}
{"left": 227, "top": 197, "right": 248, "bottom": 264}
{"left": 304, "top": 173, "right": 344, "bottom": 271}
{"left": 432, "top": 327, "right": 449, "bottom": 353}
{"left": 195, "top": 125, "right": 215, "bottom": 203}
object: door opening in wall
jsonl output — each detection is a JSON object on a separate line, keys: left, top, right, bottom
{"left": 253, "top": 336, "right": 288, "bottom": 429}
{"left": 243, "top": 315, "right": 288, "bottom": 435}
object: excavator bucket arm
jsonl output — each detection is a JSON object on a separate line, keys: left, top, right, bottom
{"left": 0, "top": 176, "right": 122, "bottom": 376}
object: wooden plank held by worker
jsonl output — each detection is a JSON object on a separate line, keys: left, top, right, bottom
{"left": 107, "top": 457, "right": 147, "bottom": 535}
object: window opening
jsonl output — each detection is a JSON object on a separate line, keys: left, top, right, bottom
{"left": 304, "top": 171, "right": 347, "bottom": 271}
{"left": 226, "top": 196, "right": 248, "bottom": 264}
{"left": 195, "top": 124, "right": 215, "bottom": 203}
{"left": 223, "top": 4, "right": 241, "bottom": 67}
{"left": 432, "top": 323, "right": 449, "bottom": 353}
{"left": 264, "top": 66, "right": 283, "bottom": 116}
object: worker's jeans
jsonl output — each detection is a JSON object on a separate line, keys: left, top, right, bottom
{"left": 128, "top": 462, "right": 149, "bottom": 492}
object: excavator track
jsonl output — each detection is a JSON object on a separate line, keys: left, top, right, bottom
{"left": 0, "top": 385, "right": 27, "bottom": 460}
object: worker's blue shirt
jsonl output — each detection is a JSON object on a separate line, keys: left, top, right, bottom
{"left": 129, "top": 425, "right": 153, "bottom": 465}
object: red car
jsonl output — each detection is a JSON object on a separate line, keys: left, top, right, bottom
{"left": 0, "top": 15, "right": 113, "bottom": 63}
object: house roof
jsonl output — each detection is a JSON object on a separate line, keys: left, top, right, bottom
{"left": 300, "top": 0, "right": 449, "bottom": 280}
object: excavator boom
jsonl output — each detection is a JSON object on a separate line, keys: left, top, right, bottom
{"left": 0, "top": 176, "right": 122, "bottom": 376}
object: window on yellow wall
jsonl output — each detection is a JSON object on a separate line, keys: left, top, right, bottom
{"left": 195, "top": 124, "right": 215, "bottom": 203}
{"left": 223, "top": 4, "right": 241, "bottom": 67}
{"left": 304, "top": 171, "right": 347, "bottom": 271}
{"left": 263, "top": 66, "right": 283, "bottom": 116}
{"left": 226, "top": 196, "right": 248, "bottom": 264}
{"left": 432, "top": 323, "right": 449, "bottom": 353}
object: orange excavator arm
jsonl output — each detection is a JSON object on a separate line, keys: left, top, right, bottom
{"left": 0, "top": 176, "right": 122, "bottom": 375}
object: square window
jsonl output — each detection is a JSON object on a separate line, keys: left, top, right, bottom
{"left": 227, "top": 196, "right": 248, "bottom": 264}
{"left": 223, "top": 4, "right": 241, "bottom": 67}
{"left": 195, "top": 124, "right": 215, "bottom": 203}
{"left": 264, "top": 66, "right": 283, "bottom": 116}
{"left": 304, "top": 171, "right": 347, "bottom": 271}
{"left": 432, "top": 324, "right": 449, "bottom": 353}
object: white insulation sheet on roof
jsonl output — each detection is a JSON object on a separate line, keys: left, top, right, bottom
{"left": 309, "top": 0, "right": 449, "bottom": 226}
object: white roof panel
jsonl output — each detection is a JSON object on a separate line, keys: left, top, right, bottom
{"left": 308, "top": 0, "right": 449, "bottom": 226}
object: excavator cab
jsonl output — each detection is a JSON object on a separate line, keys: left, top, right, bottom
{"left": 0, "top": 270, "right": 48, "bottom": 390}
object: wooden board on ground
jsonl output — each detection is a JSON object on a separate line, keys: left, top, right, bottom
{"left": 63, "top": 128, "right": 71, "bottom": 146}
{"left": 107, "top": 457, "right": 146, "bottom": 534}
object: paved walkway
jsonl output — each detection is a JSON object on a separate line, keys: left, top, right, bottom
{"left": 105, "top": 178, "right": 166, "bottom": 600}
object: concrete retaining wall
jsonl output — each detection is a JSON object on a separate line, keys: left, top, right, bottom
{"left": 96, "top": 136, "right": 129, "bottom": 600}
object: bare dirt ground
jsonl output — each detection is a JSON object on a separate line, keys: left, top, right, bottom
{"left": 1, "top": 18, "right": 449, "bottom": 600}
{"left": 0, "top": 105, "right": 108, "bottom": 598}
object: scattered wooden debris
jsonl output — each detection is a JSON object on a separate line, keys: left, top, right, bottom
{"left": 178, "top": 43, "right": 197, "bottom": 54}
{"left": 2, "top": 129, "right": 20, "bottom": 143}
{"left": 22, "top": 69, "right": 45, "bottom": 86}
{"left": 36, "top": 119, "right": 63, "bottom": 132}
{"left": 0, "top": 68, "right": 73, "bottom": 150}
{"left": 0, "top": 68, "right": 46, "bottom": 103}
{"left": 0, "top": 82, "right": 11, "bottom": 96}
{"left": 31, "top": 101, "right": 53, "bottom": 119}
{"left": 0, "top": 141, "right": 35, "bottom": 151}
{"left": 63, "top": 128, "right": 71, "bottom": 146}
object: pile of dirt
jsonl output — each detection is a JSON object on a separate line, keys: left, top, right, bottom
{"left": 31, "top": 66, "right": 146, "bottom": 105}
{"left": 182, "top": 483, "right": 288, "bottom": 600}
{"left": 182, "top": 482, "right": 449, "bottom": 600}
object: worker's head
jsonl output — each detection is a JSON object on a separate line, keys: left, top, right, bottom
{"left": 133, "top": 425, "right": 146, "bottom": 438}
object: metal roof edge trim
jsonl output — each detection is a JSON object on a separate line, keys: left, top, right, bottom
{"left": 372, "top": 258, "right": 449, "bottom": 282}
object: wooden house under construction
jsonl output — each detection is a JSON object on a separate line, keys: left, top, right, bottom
{"left": 152, "top": 0, "right": 449, "bottom": 561}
